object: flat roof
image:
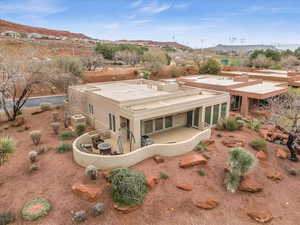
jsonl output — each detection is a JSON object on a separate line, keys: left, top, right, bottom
{"left": 184, "top": 76, "right": 245, "bottom": 86}
{"left": 222, "top": 71, "right": 288, "bottom": 78}
{"left": 231, "top": 82, "right": 285, "bottom": 94}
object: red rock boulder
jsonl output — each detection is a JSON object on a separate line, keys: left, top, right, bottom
{"left": 276, "top": 149, "right": 288, "bottom": 159}
{"left": 256, "top": 151, "right": 267, "bottom": 160}
{"left": 146, "top": 176, "right": 159, "bottom": 189}
{"left": 176, "top": 184, "right": 192, "bottom": 191}
{"left": 113, "top": 204, "right": 140, "bottom": 214}
{"left": 179, "top": 154, "right": 207, "bottom": 168}
{"left": 247, "top": 210, "right": 273, "bottom": 223}
{"left": 195, "top": 197, "right": 219, "bottom": 210}
{"left": 153, "top": 156, "right": 164, "bottom": 164}
{"left": 72, "top": 184, "right": 103, "bottom": 202}
{"left": 266, "top": 171, "right": 284, "bottom": 182}
{"left": 239, "top": 176, "right": 263, "bottom": 193}
{"left": 203, "top": 139, "right": 215, "bottom": 146}
{"left": 222, "top": 137, "right": 245, "bottom": 148}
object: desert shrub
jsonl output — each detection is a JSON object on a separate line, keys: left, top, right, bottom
{"left": 159, "top": 172, "right": 170, "bottom": 180}
{"left": 108, "top": 168, "right": 147, "bottom": 206}
{"left": 248, "top": 120, "right": 261, "bottom": 131}
{"left": 194, "top": 142, "right": 208, "bottom": 152}
{"left": 269, "top": 64, "right": 282, "bottom": 70}
{"left": 29, "top": 130, "right": 42, "bottom": 145}
{"left": 57, "top": 143, "right": 72, "bottom": 153}
{"left": 37, "top": 146, "right": 50, "bottom": 155}
{"left": 21, "top": 198, "right": 51, "bottom": 221}
{"left": 199, "top": 58, "right": 221, "bottom": 74}
{"left": 91, "top": 203, "right": 104, "bottom": 217}
{"left": 0, "top": 211, "right": 15, "bottom": 225}
{"left": 0, "top": 137, "right": 15, "bottom": 165}
{"left": 52, "top": 111, "right": 59, "bottom": 122}
{"left": 51, "top": 122, "right": 60, "bottom": 135}
{"left": 29, "top": 164, "right": 39, "bottom": 172}
{"left": 250, "top": 137, "right": 267, "bottom": 152}
{"left": 85, "top": 165, "right": 97, "bottom": 180}
{"left": 59, "top": 131, "right": 74, "bottom": 140}
{"left": 72, "top": 210, "right": 87, "bottom": 223}
{"left": 224, "top": 147, "right": 256, "bottom": 193}
{"left": 28, "top": 151, "right": 38, "bottom": 163}
{"left": 216, "top": 118, "right": 243, "bottom": 131}
{"left": 39, "top": 103, "right": 51, "bottom": 111}
{"left": 75, "top": 124, "right": 86, "bottom": 136}
{"left": 198, "top": 169, "right": 206, "bottom": 176}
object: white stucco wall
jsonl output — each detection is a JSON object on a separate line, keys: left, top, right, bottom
{"left": 72, "top": 128, "right": 211, "bottom": 170}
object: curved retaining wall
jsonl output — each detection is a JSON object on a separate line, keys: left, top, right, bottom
{"left": 73, "top": 128, "right": 211, "bottom": 170}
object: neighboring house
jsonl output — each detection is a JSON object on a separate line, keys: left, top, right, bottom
{"left": 176, "top": 75, "right": 288, "bottom": 115}
{"left": 68, "top": 79, "right": 230, "bottom": 153}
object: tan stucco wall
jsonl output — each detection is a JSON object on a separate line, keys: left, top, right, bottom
{"left": 72, "top": 128, "right": 211, "bottom": 170}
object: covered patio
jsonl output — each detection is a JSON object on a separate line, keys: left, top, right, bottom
{"left": 149, "top": 126, "right": 204, "bottom": 144}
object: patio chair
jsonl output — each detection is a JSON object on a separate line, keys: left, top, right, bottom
{"left": 80, "top": 143, "right": 93, "bottom": 152}
{"left": 90, "top": 134, "right": 104, "bottom": 149}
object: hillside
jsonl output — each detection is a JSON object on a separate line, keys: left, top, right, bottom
{"left": 0, "top": 19, "right": 91, "bottom": 39}
{"left": 207, "top": 44, "right": 276, "bottom": 52}
{"left": 118, "top": 40, "right": 190, "bottom": 49}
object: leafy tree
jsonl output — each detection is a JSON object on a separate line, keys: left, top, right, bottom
{"left": 142, "top": 48, "right": 169, "bottom": 75}
{"left": 294, "top": 47, "right": 300, "bottom": 59}
{"left": 251, "top": 54, "right": 273, "bottom": 68}
{"left": 199, "top": 58, "right": 221, "bottom": 74}
{"left": 250, "top": 49, "right": 281, "bottom": 62}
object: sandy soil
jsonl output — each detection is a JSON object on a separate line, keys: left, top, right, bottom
{"left": 1, "top": 109, "right": 300, "bottom": 225}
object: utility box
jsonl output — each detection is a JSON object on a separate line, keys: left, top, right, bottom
{"left": 71, "top": 114, "right": 86, "bottom": 130}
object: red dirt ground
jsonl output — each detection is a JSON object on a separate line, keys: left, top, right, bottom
{"left": 1, "top": 109, "right": 300, "bottom": 225}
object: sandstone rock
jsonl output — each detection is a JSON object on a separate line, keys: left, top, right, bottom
{"left": 266, "top": 171, "right": 283, "bottom": 182}
{"left": 72, "top": 184, "right": 103, "bottom": 202}
{"left": 146, "top": 176, "right": 159, "bottom": 189}
{"left": 259, "top": 129, "right": 271, "bottom": 141}
{"left": 176, "top": 184, "right": 192, "bottom": 191}
{"left": 11, "top": 116, "right": 25, "bottom": 127}
{"left": 276, "top": 149, "right": 288, "bottom": 159}
{"left": 113, "top": 204, "right": 140, "bottom": 213}
{"left": 286, "top": 166, "right": 300, "bottom": 176}
{"left": 91, "top": 203, "right": 105, "bottom": 217}
{"left": 256, "top": 151, "right": 267, "bottom": 160}
{"left": 239, "top": 176, "right": 263, "bottom": 193}
{"left": 203, "top": 139, "right": 215, "bottom": 146}
{"left": 247, "top": 210, "right": 273, "bottom": 223}
{"left": 222, "top": 137, "right": 245, "bottom": 148}
{"left": 153, "top": 156, "right": 164, "bottom": 164}
{"left": 179, "top": 154, "right": 207, "bottom": 168}
{"left": 195, "top": 197, "right": 219, "bottom": 210}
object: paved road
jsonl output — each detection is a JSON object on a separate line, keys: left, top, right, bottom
{"left": 4, "top": 95, "right": 66, "bottom": 110}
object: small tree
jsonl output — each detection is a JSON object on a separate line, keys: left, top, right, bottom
{"left": 51, "top": 122, "right": 60, "bottom": 135}
{"left": 268, "top": 89, "right": 300, "bottom": 132}
{"left": 199, "top": 58, "right": 221, "bottom": 74}
{"left": 81, "top": 53, "right": 104, "bottom": 71}
{"left": 251, "top": 54, "right": 273, "bottom": 68}
{"left": 108, "top": 168, "right": 147, "bottom": 206}
{"left": 0, "top": 137, "right": 16, "bottom": 165}
{"left": 224, "top": 147, "right": 256, "bottom": 193}
{"left": 142, "top": 48, "right": 169, "bottom": 76}
{"left": 114, "top": 50, "right": 141, "bottom": 66}
{"left": 29, "top": 130, "right": 42, "bottom": 146}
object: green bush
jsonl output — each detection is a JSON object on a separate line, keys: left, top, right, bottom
{"left": 39, "top": 103, "right": 51, "bottom": 111}
{"left": 224, "top": 147, "right": 256, "bottom": 193}
{"left": 28, "top": 151, "right": 38, "bottom": 163}
{"left": 21, "top": 198, "right": 51, "bottom": 221}
{"left": 216, "top": 118, "right": 243, "bottom": 131}
{"left": 250, "top": 137, "right": 267, "bottom": 152}
{"left": 75, "top": 124, "right": 86, "bottom": 136}
{"left": 269, "top": 64, "right": 282, "bottom": 70}
{"left": 198, "top": 169, "right": 206, "bottom": 176}
{"left": 0, "top": 137, "right": 15, "bottom": 165}
{"left": 57, "top": 143, "right": 72, "bottom": 153}
{"left": 199, "top": 58, "right": 221, "bottom": 74}
{"left": 194, "top": 142, "right": 208, "bottom": 152}
{"left": 59, "top": 131, "right": 74, "bottom": 140}
{"left": 108, "top": 168, "right": 147, "bottom": 206}
{"left": 248, "top": 120, "right": 261, "bottom": 131}
{"left": 29, "top": 130, "right": 42, "bottom": 145}
{"left": 159, "top": 172, "right": 170, "bottom": 180}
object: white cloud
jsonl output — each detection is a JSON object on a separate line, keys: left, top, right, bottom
{"left": 131, "top": 0, "right": 143, "bottom": 8}
{"left": 139, "top": 1, "right": 171, "bottom": 14}
{"left": 0, "top": 0, "right": 66, "bottom": 16}
{"left": 132, "top": 19, "right": 151, "bottom": 24}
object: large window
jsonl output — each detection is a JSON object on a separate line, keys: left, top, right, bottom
{"left": 144, "top": 120, "right": 153, "bottom": 134}
{"left": 165, "top": 116, "right": 173, "bottom": 128}
{"left": 205, "top": 106, "right": 212, "bottom": 125}
{"left": 221, "top": 103, "right": 228, "bottom": 119}
{"left": 88, "top": 104, "right": 94, "bottom": 115}
{"left": 155, "top": 118, "right": 164, "bottom": 131}
{"left": 109, "top": 113, "right": 116, "bottom": 132}
{"left": 213, "top": 104, "right": 220, "bottom": 125}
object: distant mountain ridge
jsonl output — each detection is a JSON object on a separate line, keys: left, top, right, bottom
{"left": 207, "top": 44, "right": 276, "bottom": 52}
{"left": 117, "top": 40, "right": 191, "bottom": 49}
{"left": 0, "top": 19, "right": 91, "bottom": 40}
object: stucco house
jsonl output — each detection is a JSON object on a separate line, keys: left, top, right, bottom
{"left": 68, "top": 79, "right": 230, "bottom": 156}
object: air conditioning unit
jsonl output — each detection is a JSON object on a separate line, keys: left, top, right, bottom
{"left": 71, "top": 114, "right": 86, "bottom": 130}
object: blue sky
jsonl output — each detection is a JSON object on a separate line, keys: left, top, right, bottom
{"left": 1, "top": 0, "right": 300, "bottom": 47}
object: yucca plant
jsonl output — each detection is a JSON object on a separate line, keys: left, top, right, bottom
{"left": 0, "top": 137, "right": 16, "bottom": 165}
{"left": 248, "top": 120, "right": 261, "bottom": 131}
